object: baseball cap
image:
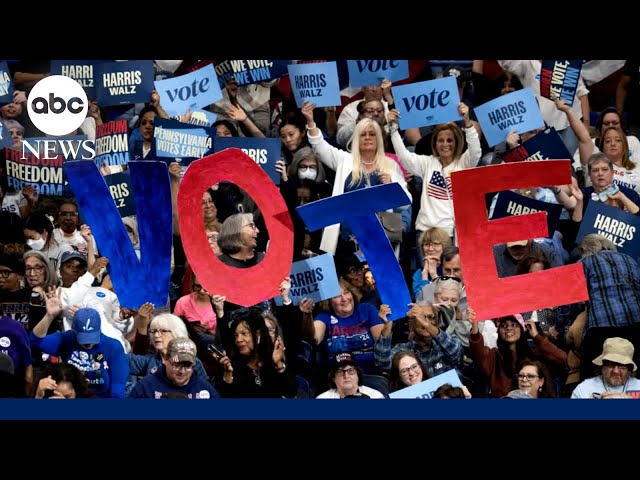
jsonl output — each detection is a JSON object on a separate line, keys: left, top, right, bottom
{"left": 72, "top": 308, "right": 101, "bottom": 345}
{"left": 60, "top": 250, "right": 87, "bottom": 266}
{"left": 166, "top": 337, "right": 197, "bottom": 365}
{"left": 506, "top": 240, "right": 529, "bottom": 247}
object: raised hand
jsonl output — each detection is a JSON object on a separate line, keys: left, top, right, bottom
{"left": 44, "top": 286, "right": 63, "bottom": 318}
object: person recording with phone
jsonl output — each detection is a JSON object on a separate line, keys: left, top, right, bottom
{"left": 571, "top": 153, "right": 640, "bottom": 223}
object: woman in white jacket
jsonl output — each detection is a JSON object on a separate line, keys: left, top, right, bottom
{"left": 302, "top": 101, "right": 410, "bottom": 255}
{"left": 387, "top": 104, "right": 481, "bottom": 264}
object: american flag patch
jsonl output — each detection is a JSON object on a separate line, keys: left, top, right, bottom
{"left": 427, "top": 171, "right": 451, "bottom": 200}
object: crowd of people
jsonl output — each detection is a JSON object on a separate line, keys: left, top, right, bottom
{"left": 1, "top": 59, "right": 639, "bottom": 401}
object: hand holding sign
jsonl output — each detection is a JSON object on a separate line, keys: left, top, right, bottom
{"left": 379, "top": 304, "right": 393, "bottom": 337}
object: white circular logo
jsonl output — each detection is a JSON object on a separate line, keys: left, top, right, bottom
{"left": 198, "top": 390, "right": 211, "bottom": 399}
{"left": 0, "top": 336, "right": 10, "bottom": 348}
{"left": 27, "top": 75, "right": 88, "bottom": 136}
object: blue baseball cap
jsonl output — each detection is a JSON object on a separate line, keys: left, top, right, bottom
{"left": 72, "top": 308, "right": 101, "bottom": 345}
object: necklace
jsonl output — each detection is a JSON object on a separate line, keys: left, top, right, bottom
{"left": 361, "top": 159, "right": 376, "bottom": 166}
{"left": 252, "top": 367, "right": 262, "bottom": 387}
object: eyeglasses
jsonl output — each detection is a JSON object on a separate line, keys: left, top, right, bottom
{"left": 602, "top": 120, "right": 620, "bottom": 127}
{"left": 243, "top": 222, "right": 258, "bottom": 230}
{"left": 169, "top": 361, "right": 194, "bottom": 372}
{"left": 364, "top": 108, "right": 383, "bottom": 115}
{"left": 25, "top": 265, "right": 45, "bottom": 274}
{"left": 59, "top": 212, "right": 79, "bottom": 217}
{"left": 424, "top": 241, "right": 442, "bottom": 248}
{"left": 192, "top": 283, "right": 203, "bottom": 292}
{"left": 298, "top": 165, "right": 317, "bottom": 171}
{"left": 517, "top": 374, "right": 540, "bottom": 381}
{"left": 0, "top": 269, "right": 16, "bottom": 278}
{"left": 336, "top": 367, "right": 357, "bottom": 376}
{"left": 149, "top": 329, "right": 172, "bottom": 336}
{"left": 602, "top": 361, "right": 629, "bottom": 371}
{"left": 439, "top": 276, "right": 461, "bottom": 283}
{"left": 399, "top": 363, "right": 421, "bottom": 377}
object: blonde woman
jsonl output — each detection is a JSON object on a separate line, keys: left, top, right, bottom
{"left": 302, "top": 101, "right": 410, "bottom": 254}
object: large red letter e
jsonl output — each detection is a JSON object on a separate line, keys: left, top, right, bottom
{"left": 451, "top": 161, "right": 588, "bottom": 320}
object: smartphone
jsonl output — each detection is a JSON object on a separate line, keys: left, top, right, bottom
{"left": 206, "top": 343, "right": 225, "bottom": 359}
{"left": 598, "top": 183, "right": 620, "bottom": 201}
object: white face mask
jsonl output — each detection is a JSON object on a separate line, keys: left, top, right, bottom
{"left": 27, "top": 238, "right": 45, "bottom": 251}
{"left": 298, "top": 168, "right": 317, "bottom": 181}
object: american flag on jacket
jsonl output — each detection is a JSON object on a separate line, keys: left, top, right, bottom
{"left": 427, "top": 171, "right": 451, "bottom": 200}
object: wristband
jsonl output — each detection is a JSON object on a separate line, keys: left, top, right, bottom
{"left": 306, "top": 122, "right": 316, "bottom": 131}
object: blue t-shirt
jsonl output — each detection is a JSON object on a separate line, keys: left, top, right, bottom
{"left": 0, "top": 315, "right": 32, "bottom": 376}
{"left": 316, "top": 302, "right": 383, "bottom": 374}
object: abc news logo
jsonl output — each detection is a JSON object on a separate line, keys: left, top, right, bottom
{"left": 25, "top": 75, "right": 95, "bottom": 159}
{"left": 27, "top": 75, "right": 89, "bottom": 137}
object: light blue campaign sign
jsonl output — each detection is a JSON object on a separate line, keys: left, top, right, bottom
{"left": 95, "top": 60, "right": 155, "bottom": 106}
{"left": 216, "top": 60, "right": 292, "bottom": 88}
{"left": 298, "top": 183, "right": 412, "bottom": 320}
{"left": 577, "top": 201, "right": 640, "bottom": 259}
{"left": 155, "top": 126, "right": 213, "bottom": 163}
{"left": 104, "top": 170, "right": 136, "bottom": 218}
{"left": 154, "top": 64, "right": 222, "bottom": 117}
{"left": 214, "top": 137, "right": 282, "bottom": 185}
{"left": 392, "top": 76, "right": 461, "bottom": 129}
{"left": 288, "top": 62, "right": 341, "bottom": 108}
{"left": 0, "top": 61, "right": 15, "bottom": 104}
{"left": 189, "top": 109, "right": 217, "bottom": 127}
{"left": 389, "top": 369, "right": 462, "bottom": 399}
{"left": 51, "top": 60, "right": 107, "bottom": 99}
{"left": 0, "top": 119, "right": 12, "bottom": 149}
{"left": 347, "top": 60, "right": 409, "bottom": 88}
{"left": 474, "top": 88, "right": 544, "bottom": 147}
{"left": 273, "top": 253, "right": 341, "bottom": 306}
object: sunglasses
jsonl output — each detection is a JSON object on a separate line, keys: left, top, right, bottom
{"left": 438, "top": 275, "right": 461, "bottom": 283}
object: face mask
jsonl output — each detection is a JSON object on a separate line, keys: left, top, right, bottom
{"left": 298, "top": 168, "right": 317, "bottom": 181}
{"left": 27, "top": 238, "right": 45, "bottom": 251}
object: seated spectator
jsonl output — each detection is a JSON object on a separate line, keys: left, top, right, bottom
{"left": 316, "top": 353, "right": 385, "bottom": 399}
{"left": 572, "top": 337, "right": 640, "bottom": 398}
{"left": 312, "top": 279, "right": 384, "bottom": 376}
{"left": 388, "top": 350, "right": 429, "bottom": 394}
{"left": 375, "top": 301, "right": 463, "bottom": 378}
{"left": 129, "top": 337, "right": 219, "bottom": 399}
{"left": 33, "top": 363, "right": 91, "bottom": 398}
{"left": 512, "top": 359, "right": 557, "bottom": 398}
